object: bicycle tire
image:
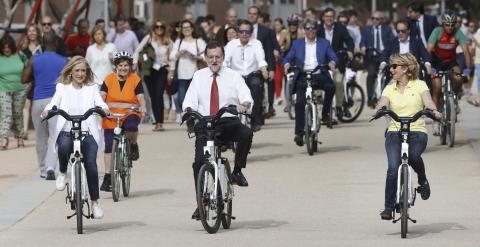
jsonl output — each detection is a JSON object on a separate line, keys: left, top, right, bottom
{"left": 122, "top": 139, "right": 132, "bottom": 197}
{"left": 197, "top": 163, "right": 221, "bottom": 234}
{"left": 305, "top": 104, "right": 314, "bottom": 155}
{"left": 447, "top": 96, "right": 456, "bottom": 147}
{"left": 401, "top": 165, "right": 408, "bottom": 238}
{"left": 439, "top": 96, "right": 447, "bottom": 145}
{"left": 111, "top": 138, "right": 121, "bottom": 202}
{"left": 221, "top": 159, "right": 233, "bottom": 229}
{"left": 75, "top": 161, "right": 83, "bottom": 234}
{"left": 338, "top": 83, "right": 365, "bottom": 123}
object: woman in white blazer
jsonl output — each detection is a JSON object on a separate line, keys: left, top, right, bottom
{"left": 42, "top": 56, "right": 108, "bottom": 219}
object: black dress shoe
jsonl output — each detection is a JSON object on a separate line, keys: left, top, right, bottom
{"left": 231, "top": 171, "right": 249, "bottom": 187}
{"left": 294, "top": 135, "right": 304, "bottom": 146}
{"left": 252, "top": 125, "right": 261, "bottom": 132}
{"left": 192, "top": 208, "right": 200, "bottom": 220}
{"left": 417, "top": 180, "right": 431, "bottom": 200}
{"left": 380, "top": 209, "right": 393, "bottom": 220}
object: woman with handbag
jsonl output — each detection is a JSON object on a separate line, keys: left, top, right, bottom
{"left": 134, "top": 20, "right": 172, "bottom": 131}
{"left": 169, "top": 20, "right": 206, "bottom": 123}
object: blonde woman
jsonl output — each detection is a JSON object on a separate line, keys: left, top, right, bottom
{"left": 42, "top": 56, "right": 108, "bottom": 219}
{"left": 85, "top": 25, "right": 117, "bottom": 86}
{"left": 375, "top": 53, "right": 441, "bottom": 220}
{"left": 134, "top": 20, "right": 172, "bottom": 131}
{"left": 20, "top": 24, "right": 42, "bottom": 140}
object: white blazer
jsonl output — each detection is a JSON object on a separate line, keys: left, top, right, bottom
{"left": 44, "top": 83, "right": 109, "bottom": 152}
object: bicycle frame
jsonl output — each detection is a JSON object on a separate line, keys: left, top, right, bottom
{"left": 305, "top": 74, "right": 319, "bottom": 133}
{"left": 203, "top": 138, "right": 233, "bottom": 205}
{"left": 395, "top": 132, "right": 415, "bottom": 206}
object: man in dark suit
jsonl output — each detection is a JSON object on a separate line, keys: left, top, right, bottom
{"left": 248, "top": 6, "right": 277, "bottom": 119}
{"left": 407, "top": 1, "right": 439, "bottom": 48}
{"left": 360, "top": 11, "right": 395, "bottom": 107}
{"left": 214, "top": 8, "right": 238, "bottom": 46}
{"left": 283, "top": 19, "right": 338, "bottom": 146}
{"left": 317, "top": 7, "right": 354, "bottom": 116}
{"left": 380, "top": 20, "right": 432, "bottom": 83}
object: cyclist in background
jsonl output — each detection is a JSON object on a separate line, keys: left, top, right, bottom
{"left": 427, "top": 10, "right": 472, "bottom": 135}
{"left": 99, "top": 51, "right": 146, "bottom": 191}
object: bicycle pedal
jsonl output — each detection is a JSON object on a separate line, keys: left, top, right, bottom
{"left": 231, "top": 216, "right": 236, "bottom": 220}
{"left": 408, "top": 217, "right": 417, "bottom": 223}
{"left": 317, "top": 141, "right": 323, "bottom": 144}
{"left": 392, "top": 217, "right": 401, "bottom": 223}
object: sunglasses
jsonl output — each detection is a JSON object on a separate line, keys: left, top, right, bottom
{"left": 238, "top": 29, "right": 252, "bottom": 35}
{"left": 390, "top": 64, "right": 403, "bottom": 69}
{"left": 304, "top": 26, "right": 316, "bottom": 31}
{"left": 371, "top": 17, "right": 381, "bottom": 20}
{"left": 182, "top": 26, "right": 192, "bottom": 29}
{"left": 396, "top": 29, "right": 408, "bottom": 34}
{"left": 42, "top": 22, "right": 52, "bottom": 26}
{"left": 288, "top": 22, "right": 298, "bottom": 26}
{"left": 443, "top": 23, "right": 454, "bottom": 27}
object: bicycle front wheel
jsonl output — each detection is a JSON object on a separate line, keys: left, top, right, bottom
{"left": 305, "top": 104, "right": 314, "bottom": 155}
{"left": 338, "top": 83, "right": 365, "bottom": 123}
{"left": 111, "top": 138, "right": 121, "bottom": 202}
{"left": 439, "top": 96, "right": 447, "bottom": 145}
{"left": 75, "top": 161, "right": 83, "bottom": 234}
{"left": 122, "top": 139, "right": 132, "bottom": 197}
{"left": 401, "top": 165, "right": 409, "bottom": 238}
{"left": 196, "top": 163, "right": 222, "bottom": 234}
{"left": 221, "top": 159, "right": 233, "bottom": 230}
{"left": 446, "top": 96, "right": 456, "bottom": 147}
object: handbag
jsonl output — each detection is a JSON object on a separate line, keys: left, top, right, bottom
{"left": 170, "top": 39, "right": 183, "bottom": 95}
{"left": 195, "top": 39, "right": 207, "bottom": 70}
{"left": 138, "top": 38, "right": 156, "bottom": 77}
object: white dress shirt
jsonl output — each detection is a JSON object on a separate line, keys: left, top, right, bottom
{"left": 223, "top": 39, "right": 268, "bottom": 76}
{"left": 373, "top": 25, "right": 385, "bottom": 51}
{"left": 252, "top": 23, "right": 258, "bottom": 40}
{"left": 304, "top": 38, "right": 319, "bottom": 71}
{"left": 44, "top": 83, "right": 109, "bottom": 153}
{"left": 324, "top": 25, "right": 334, "bottom": 44}
{"left": 417, "top": 15, "right": 427, "bottom": 48}
{"left": 399, "top": 38, "right": 410, "bottom": 54}
{"left": 182, "top": 67, "right": 253, "bottom": 116}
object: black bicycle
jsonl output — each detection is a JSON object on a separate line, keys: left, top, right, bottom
{"left": 371, "top": 107, "right": 437, "bottom": 239}
{"left": 182, "top": 106, "right": 244, "bottom": 234}
{"left": 43, "top": 106, "right": 107, "bottom": 234}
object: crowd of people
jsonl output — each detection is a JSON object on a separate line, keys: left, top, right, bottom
{"left": 0, "top": 2, "right": 480, "bottom": 221}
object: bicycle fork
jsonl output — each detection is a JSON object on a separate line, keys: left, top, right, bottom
{"left": 393, "top": 140, "right": 417, "bottom": 224}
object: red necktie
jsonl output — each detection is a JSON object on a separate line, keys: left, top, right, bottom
{"left": 210, "top": 73, "right": 219, "bottom": 116}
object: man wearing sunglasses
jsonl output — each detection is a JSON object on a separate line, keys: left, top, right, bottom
{"left": 427, "top": 10, "right": 472, "bottom": 136}
{"left": 283, "top": 18, "right": 337, "bottom": 146}
{"left": 380, "top": 20, "right": 431, "bottom": 83}
{"left": 360, "top": 11, "right": 395, "bottom": 108}
{"left": 40, "top": 16, "right": 66, "bottom": 56}
{"left": 224, "top": 20, "right": 269, "bottom": 132}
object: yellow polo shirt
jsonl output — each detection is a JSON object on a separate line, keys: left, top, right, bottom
{"left": 381, "top": 79, "right": 429, "bottom": 133}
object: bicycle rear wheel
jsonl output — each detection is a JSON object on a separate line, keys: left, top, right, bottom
{"left": 305, "top": 104, "right": 314, "bottom": 155}
{"left": 446, "top": 96, "right": 456, "bottom": 147}
{"left": 221, "top": 159, "right": 233, "bottom": 229}
{"left": 197, "top": 163, "right": 221, "bottom": 234}
{"left": 111, "top": 138, "right": 121, "bottom": 202}
{"left": 338, "top": 83, "right": 365, "bottom": 123}
{"left": 439, "top": 96, "right": 447, "bottom": 145}
{"left": 75, "top": 161, "right": 83, "bottom": 234}
{"left": 288, "top": 96, "right": 296, "bottom": 120}
{"left": 401, "top": 165, "right": 408, "bottom": 238}
{"left": 122, "top": 139, "right": 132, "bottom": 197}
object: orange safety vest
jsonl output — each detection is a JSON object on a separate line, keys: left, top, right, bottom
{"left": 102, "top": 72, "right": 143, "bottom": 129}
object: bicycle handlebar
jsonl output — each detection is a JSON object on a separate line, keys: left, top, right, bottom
{"left": 42, "top": 106, "right": 107, "bottom": 122}
{"left": 370, "top": 106, "right": 437, "bottom": 123}
{"left": 289, "top": 64, "right": 331, "bottom": 74}
{"left": 106, "top": 107, "right": 141, "bottom": 119}
{"left": 181, "top": 105, "right": 250, "bottom": 128}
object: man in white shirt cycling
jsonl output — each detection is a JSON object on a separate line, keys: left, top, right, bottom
{"left": 183, "top": 41, "right": 254, "bottom": 220}
{"left": 223, "top": 19, "right": 269, "bottom": 132}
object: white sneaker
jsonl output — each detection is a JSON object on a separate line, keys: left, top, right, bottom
{"left": 176, "top": 113, "right": 182, "bottom": 124}
{"left": 55, "top": 173, "right": 66, "bottom": 191}
{"left": 92, "top": 201, "right": 104, "bottom": 219}
{"left": 432, "top": 121, "right": 441, "bottom": 136}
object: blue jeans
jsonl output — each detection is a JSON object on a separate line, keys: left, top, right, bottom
{"left": 56, "top": 132, "right": 100, "bottom": 201}
{"left": 175, "top": 79, "right": 191, "bottom": 113}
{"left": 384, "top": 131, "right": 428, "bottom": 210}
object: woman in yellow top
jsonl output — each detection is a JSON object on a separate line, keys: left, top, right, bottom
{"left": 375, "top": 53, "right": 442, "bottom": 220}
